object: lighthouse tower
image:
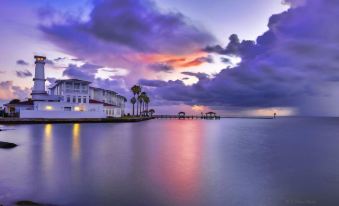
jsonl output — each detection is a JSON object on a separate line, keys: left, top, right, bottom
{"left": 31, "top": 56, "right": 48, "bottom": 100}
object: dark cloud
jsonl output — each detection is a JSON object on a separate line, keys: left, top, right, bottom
{"left": 139, "top": 79, "right": 168, "bottom": 87}
{"left": 62, "top": 63, "right": 128, "bottom": 96}
{"left": 181, "top": 71, "right": 209, "bottom": 80}
{"left": 39, "top": 0, "right": 215, "bottom": 80}
{"left": 54, "top": 57, "right": 67, "bottom": 62}
{"left": 45, "top": 59, "right": 55, "bottom": 65}
{"left": 220, "top": 57, "right": 231, "bottom": 64}
{"left": 16, "top": 60, "right": 29, "bottom": 66}
{"left": 84, "top": 0, "right": 214, "bottom": 53}
{"left": 140, "top": 0, "right": 339, "bottom": 115}
{"left": 148, "top": 63, "right": 173, "bottom": 73}
{"left": 62, "top": 63, "right": 101, "bottom": 81}
{"left": 16, "top": 70, "right": 32, "bottom": 78}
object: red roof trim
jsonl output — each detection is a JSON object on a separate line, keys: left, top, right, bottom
{"left": 89, "top": 99, "right": 116, "bottom": 107}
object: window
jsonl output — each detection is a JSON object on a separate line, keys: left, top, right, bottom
{"left": 64, "top": 107, "right": 72, "bottom": 111}
{"left": 66, "top": 82, "right": 72, "bottom": 89}
{"left": 78, "top": 96, "right": 82, "bottom": 103}
{"left": 66, "top": 96, "right": 71, "bottom": 103}
{"left": 73, "top": 96, "right": 76, "bottom": 103}
{"left": 74, "top": 83, "right": 80, "bottom": 90}
{"left": 83, "top": 96, "right": 87, "bottom": 103}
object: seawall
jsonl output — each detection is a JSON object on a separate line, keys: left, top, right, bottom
{"left": 0, "top": 117, "right": 154, "bottom": 125}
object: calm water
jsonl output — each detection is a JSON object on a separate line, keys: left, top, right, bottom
{"left": 1, "top": 118, "right": 339, "bottom": 206}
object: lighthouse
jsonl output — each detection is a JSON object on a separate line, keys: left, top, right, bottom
{"left": 31, "top": 55, "right": 48, "bottom": 100}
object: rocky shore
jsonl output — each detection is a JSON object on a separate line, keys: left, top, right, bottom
{"left": 0, "top": 141, "right": 17, "bottom": 149}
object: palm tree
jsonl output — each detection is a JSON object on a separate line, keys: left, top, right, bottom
{"left": 140, "top": 92, "right": 147, "bottom": 113}
{"left": 144, "top": 95, "right": 150, "bottom": 115}
{"left": 137, "top": 95, "right": 143, "bottom": 116}
{"left": 130, "top": 97, "right": 136, "bottom": 116}
{"left": 131, "top": 85, "right": 141, "bottom": 115}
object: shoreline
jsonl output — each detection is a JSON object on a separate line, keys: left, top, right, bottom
{"left": 0, "top": 117, "right": 154, "bottom": 125}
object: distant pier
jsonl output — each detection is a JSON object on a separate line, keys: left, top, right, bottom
{"left": 154, "top": 112, "right": 221, "bottom": 120}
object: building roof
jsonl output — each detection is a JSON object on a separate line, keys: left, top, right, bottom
{"left": 55, "top": 79, "right": 91, "bottom": 84}
{"left": 48, "top": 79, "right": 126, "bottom": 100}
{"left": 50, "top": 79, "right": 91, "bottom": 89}
{"left": 4, "top": 100, "right": 34, "bottom": 106}
{"left": 89, "top": 99, "right": 117, "bottom": 107}
{"left": 89, "top": 86, "right": 117, "bottom": 94}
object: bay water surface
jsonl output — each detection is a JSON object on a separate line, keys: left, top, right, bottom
{"left": 1, "top": 118, "right": 339, "bottom": 206}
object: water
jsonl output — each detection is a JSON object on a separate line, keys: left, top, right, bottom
{"left": 1, "top": 118, "right": 339, "bottom": 206}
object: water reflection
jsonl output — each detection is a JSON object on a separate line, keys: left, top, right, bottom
{"left": 2, "top": 119, "right": 339, "bottom": 205}
{"left": 72, "top": 124, "right": 81, "bottom": 162}
{"left": 42, "top": 124, "right": 54, "bottom": 190}
{"left": 43, "top": 124, "right": 53, "bottom": 169}
{"left": 152, "top": 120, "right": 203, "bottom": 205}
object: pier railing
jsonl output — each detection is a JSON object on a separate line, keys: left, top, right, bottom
{"left": 153, "top": 115, "right": 221, "bottom": 120}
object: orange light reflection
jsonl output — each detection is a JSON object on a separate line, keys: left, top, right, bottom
{"left": 72, "top": 124, "right": 81, "bottom": 161}
{"left": 154, "top": 120, "right": 203, "bottom": 205}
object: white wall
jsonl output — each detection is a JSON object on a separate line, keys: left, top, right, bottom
{"left": 104, "top": 106, "right": 122, "bottom": 117}
{"left": 20, "top": 110, "right": 106, "bottom": 119}
{"left": 34, "top": 101, "right": 103, "bottom": 112}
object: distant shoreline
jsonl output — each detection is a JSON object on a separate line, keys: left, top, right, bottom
{"left": 0, "top": 117, "right": 154, "bottom": 125}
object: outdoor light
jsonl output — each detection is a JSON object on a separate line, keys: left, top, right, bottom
{"left": 45, "top": 106, "right": 53, "bottom": 110}
{"left": 74, "top": 106, "right": 81, "bottom": 111}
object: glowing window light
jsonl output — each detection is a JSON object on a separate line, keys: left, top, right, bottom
{"left": 74, "top": 106, "right": 81, "bottom": 111}
{"left": 45, "top": 106, "right": 53, "bottom": 110}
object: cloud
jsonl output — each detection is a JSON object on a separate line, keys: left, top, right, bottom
{"left": 181, "top": 71, "right": 209, "bottom": 80}
{"left": 139, "top": 0, "right": 339, "bottom": 115}
{"left": 148, "top": 63, "right": 173, "bottom": 73}
{"left": 45, "top": 59, "right": 55, "bottom": 65}
{"left": 47, "top": 77, "right": 57, "bottom": 85}
{"left": 220, "top": 57, "right": 231, "bottom": 64}
{"left": 139, "top": 79, "right": 168, "bottom": 87}
{"left": 54, "top": 57, "right": 67, "bottom": 62}
{"left": 16, "top": 70, "right": 32, "bottom": 78}
{"left": 181, "top": 55, "right": 213, "bottom": 67}
{"left": 16, "top": 60, "right": 29, "bottom": 66}
{"left": 39, "top": 0, "right": 215, "bottom": 81}
{"left": 62, "top": 63, "right": 128, "bottom": 96}
{"left": 0, "top": 81, "right": 30, "bottom": 100}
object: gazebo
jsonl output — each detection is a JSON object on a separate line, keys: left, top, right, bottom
{"left": 178, "top": 112, "right": 186, "bottom": 119}
{"left": 206, "top": 112, "right": 217, "bottom": 119}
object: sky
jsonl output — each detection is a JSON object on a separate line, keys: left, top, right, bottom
{"left": 2, "top": 0, "right": 339, "bottom": 116}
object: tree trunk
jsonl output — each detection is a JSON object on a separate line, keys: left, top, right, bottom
{"left": 140, "top": 103, "right": 142, "bottom": 116}
{"left": 132, "top": 104, "right": 135, "bottom": 116}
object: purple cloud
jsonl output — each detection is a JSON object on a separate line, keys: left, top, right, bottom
{"left": 181, "top": 72, "right": 209, "bottom": 80}
{"left": 148, "top": 63, "right": 173, "bottom": 73}
{"left": 16, "top": 70, "right": 32, "bottom": 78}
{"left": 39, "top": 0, "right": 215, "bottom": 78}
{"left": 62, "top": 63, "right": 128, "bottom": 96}
{"left": 16, "top": 60, "right": 29, "bottom": 66}
{"left": 0, "top": 81, "right": 30, "bottom": 100}
{"left": 139, "top": 0, "right": 339, "bottom": 115}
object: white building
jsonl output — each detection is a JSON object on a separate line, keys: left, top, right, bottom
{"left": 5, "top": 56, "right": 126, "bottom": 119}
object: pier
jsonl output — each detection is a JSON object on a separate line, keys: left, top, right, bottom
{"left": 154, "top": 112, "right": 221, "bottom": 120}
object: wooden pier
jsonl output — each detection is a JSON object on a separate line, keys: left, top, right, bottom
{"left": 154, "top": 112, "right": 220, "bottom": 120}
